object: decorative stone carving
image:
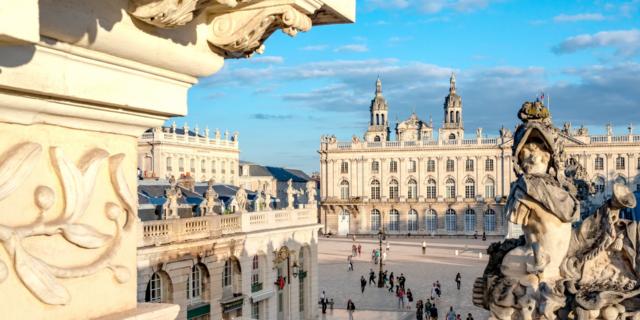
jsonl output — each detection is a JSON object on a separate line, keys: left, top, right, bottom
{"left": 475, "top": 101, "right": 640, "bottom": 319}
{"left": 203, "top": 179, "right": 218, "bottom": 215}
{"left": 164, "top": 177, "right": 182, "bottom": 219}
{"left": 307, "top": 182, "right": 317, "bottom": 205}
{"left": 286, "top": 179, "right": 296, "bottom": 209}
{"left": 235, "top": 186, "right": 247, "bottom": 213}
{"left": 208, "top": 4, "right": 312, "bottom": 58}
{"left": 0, "top": 142, "right": 133, "bottom": 305}
{"left": 127, "top": 0, "right": 248, "bottom": 28}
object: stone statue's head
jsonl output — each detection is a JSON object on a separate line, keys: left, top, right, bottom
{"left": 518, "top": 139, "right": 551, "bottom": 175}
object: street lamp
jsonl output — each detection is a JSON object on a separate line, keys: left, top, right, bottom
{"left": 377, "top": 228, "right": 385, "bottom": 288}
{"left": 292, "top": 261, "right": 299, "bottom": 278}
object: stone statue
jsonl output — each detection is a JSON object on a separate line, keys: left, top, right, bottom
{"left": 164, "top": 177, "right": 182, "bottom": 219}
{"left": 306, "top": 181, "right": 317, "bottom": 205}
{"left": 562, "top": 121, "right": 572, "bottom": 135}
{"left": 203, "top": 179, "right": 218, "bottom": 215}
{"left": 352, "top": 135, "right": 360, "bottom": 144}
{"left": 235, "top": 186, "right": 247, "bottom": 213}
{"left": 500, "top": 126, "right": 513, "bottom": 139}
{"left": 476, "top": 127, "right": 483, "bottom": 138}
{"left": 607, "top": 122, "right": 613, "bottom": 136}
{"left": 263, "top": 183, "right": 272, "bottom": 210}
{"left": 474, "top": 101, "right": 640, "bottom": 320}
{"left": 577, "top": 125, "right": 589, "bottom": 136}
{"left": 287, "top": 179, "right": 295, "bottom": 209}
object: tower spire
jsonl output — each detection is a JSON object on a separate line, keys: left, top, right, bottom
{"left": 376, "top": 76, "right": 382, "bottom": 95}
{"left": 449, "top": 72, "right": 456, "bottom": 94}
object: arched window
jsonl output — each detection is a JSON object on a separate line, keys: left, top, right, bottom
{"left": 425, "top": 209, "right": 437, "bottom": 232}
{"left": 637, "top": 158, "right": 640, "bottom": 170}
{"left": 147, "top": 272, "right": 162, "bottom": 303}
{"left": 370, "top": 180, "right": 381, "bottom": 200}
{"left": 485, "top": 178, "right": 495, "bottom": 198}
{"left": 445, "top": 178, "right": 456, "bottom": 199}
{"left": 179, "top": 158, "right": 185, "bottom": 172}
{"left": 485, "top": 158, "right": 494, "bottom": 171}
{"left": 341, "top": 161, "right": 349, "bottom": 174}
{"left": 408, "top": 160, "right": 417, "bottom": 173}
{"left": 222, "top": 259, "right": 239, "bottom": 288}
{"left": 445, "top": 209, "right": 456, "bottom": 232}
{"left": 187, "top": 264, "right": 204, "bottom": 304}
{"left": 374, "top": 136, "right": 381, "bottom": 142}
{"left": 389, "top": 179, "right": 399, "bottom": 199}
{"left": 200, "top": 159, "right": 206, "bottom": 173}
{"left": 427, "top": 159, "right": 436, "bottom": 172}
{"left": 390, "top": 160, "right": 398, "bottom": 173}
{"left": 446, "top": 159, "right": 455, "bottom": 172}
{"left": 616, "top": 156, "right": 626, "bottom": 170}
{"left": 615, "top": 175, "right": 627, "bottom": 185}
{"left": 408, "top": 209, "right": 418, "bottom": 231}
{"left": 166, "top": 157, "right": 173, "bottom": 171}
{"left": 464, "top": 209, "right": 476, "bottom": 232}
{"left": 594, "top": 157, "right": 604, "bottom": 170}
{"left": 251, "top": 255, "right": 260, "bottom": 287}
{"left": 340, "top": 180, "right": 350, "bottom": 200}
{"left": 449, "top": 112, "right": 454, "bottom": 123}
{"left": 382, "top": 115, "right": 385, "bottom": 124}
{"left": 407, "top": 179, "right": 417, "bottom": 199}
{"left": 371, "top": 161, "right": 380, "bottom": 173}
{"left": 465, "top": 159, "right": 474, "bottom": 172}
{"left": 426, "top": 179, "right": 437, "bottom": 199}
{"left": 389, "top": 209, "right": 399, "bottom": 231}
{"left": 484, "top": 209, "right": 496, "bottom": 232}
{"left": 448, "top": 133, "right": 456, "bottom": 140}
{"left": 594, "top": 176, "right": 605, "bottom": 193}
{"left": 464, "top": 177, "right": 476, "bottom": 199}
{"left": 370, "top": 209, "right": 381, "bottom": 231}
{"left": 211, "top": 160, "right": 216, "bottom": 173}
{"left": 456, "top": 111, "right": 460, "bottom": 123}
{"left": 221, "top": 161, "right": 226, "bottom": 174}
{"left": 376, "top": 114, "right": 380, "bottom": 125}
{"left": 190, "top": 158, "right": 195, "bottom": 173}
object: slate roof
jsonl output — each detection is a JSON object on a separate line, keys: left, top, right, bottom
{"left": 244, "top": 164, "right": 311, "bottom": 183}
{"left": 144, "top": 126, "right": 204, "bottom": 137}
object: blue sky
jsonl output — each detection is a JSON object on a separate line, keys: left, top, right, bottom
{"left": 177, "top": 0, "right": 640, "bottom": 173}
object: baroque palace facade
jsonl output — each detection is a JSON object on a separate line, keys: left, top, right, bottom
{"left": 319, "top": 75, "right": 640, "bottom": 237}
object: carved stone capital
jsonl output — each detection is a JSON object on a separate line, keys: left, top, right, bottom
{"left": 127, "top": 0, "right": 244, "bottom": 28}
{"left": 208, "top": 4, "right": 312, "bottom": 58}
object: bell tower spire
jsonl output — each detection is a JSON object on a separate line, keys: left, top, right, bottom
{"left": 440, "top": 72, "right": 464, "bottom": 141}
{"left": 449, "top": 72, "right": 456, "bottom": 94}
{"left": 365, "top": 76, "right": 391, "bottom": 142}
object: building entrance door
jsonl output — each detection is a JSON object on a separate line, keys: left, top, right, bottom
{"left": 338, "top": 210, "right": 350, "bottom": 235}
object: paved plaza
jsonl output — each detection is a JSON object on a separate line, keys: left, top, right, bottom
{"left": 318, "top": 236, "right": 492, "bottom": 319}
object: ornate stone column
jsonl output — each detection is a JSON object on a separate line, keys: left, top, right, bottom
{"left": 0, "top": 0, "right": 354, "bottom": 319}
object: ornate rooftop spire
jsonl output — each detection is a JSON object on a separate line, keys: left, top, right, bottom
{"left": 376, "top": 76, "right": 382, "bottom": 95}
{"left": 449, "top": 72, "right": 456, "bottom": 94}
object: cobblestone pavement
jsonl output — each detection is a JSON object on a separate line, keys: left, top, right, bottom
{"left": 317, "top": 236, "right": 491, "bottom": 319}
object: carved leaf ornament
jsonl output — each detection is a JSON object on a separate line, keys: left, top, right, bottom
{"left": 0, "top": 142, "right": 135, "bottom": 305}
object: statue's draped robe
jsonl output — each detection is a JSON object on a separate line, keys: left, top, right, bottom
{"left": 506, "top": 174, "right": 580, "bottom": 224}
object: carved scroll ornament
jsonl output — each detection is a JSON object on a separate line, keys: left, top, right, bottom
{"left": 127, "top": 0, "right": 250, "bottom": 28}
{"left": 0, "top": 142, "right": 136, "bottom": 305}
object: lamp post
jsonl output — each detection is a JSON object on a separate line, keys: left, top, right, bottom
{"left": 377, "top": 228, "right": 385, "bottom": 288}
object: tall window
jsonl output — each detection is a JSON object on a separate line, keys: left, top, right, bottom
{"left": 484, "top": 209, "right": 496, "bottom": 232}
{"left": 445, "top": 209, "right": 456, "bottom": 232}
{"left": 425, "top": 209, "right": 437, "bottom": 232}
{"left": 464, "top": 209, "right": 476, "bottom": 232}
{"left": 252, "top": 302, "right": 260, "bottom": 320}
{"left": 389, "top": 179, "right": 399, "bottom": 200}
{"left": 407, "top": 179, "right": 417, "bottom": 199}
{"left": 298, "top": 250, "right": 305, "bottom": 313}
{"left": 485, "top": 158, "right": 494, "bottom": 171}
{"left": 445, "top": 178, "right": 456, "bottom": 199}
{"left": 370, "top": 209, "right": 381, "bottom": 231}
{"left": 408, "top": 160, "right": 417, "bottom": 173}
{"left": 230, "top": 161, "right": 235, "bottom": 174}
{"left": 371, "top": 161, "right": 379, "bottom": 173}
{"left": 408, "top": 209, "right": 418, "bottom": 231}
{"left": 179, "top": 158, "right": 184, "bottom": 172}
{"left": 446, "top": 159, "right": 455, "bottom": 172}
{"left": 200, "top": 159, "right": 206, "bottom": 173}
{"left": 147, "top": 272, "right": 162, "bottom": 303}
{"left": 427, "top": 159, "right": 436, "bottom": 172}
{"left": 370, "top": 180, "right": 381, "bottom": 200}
{"left": 637, "top": 158, "right": 640, "bottom": 169}
{"left": 465, "top": 177, "right": 476, "bottom": 199}
{"left": 221, "top": 161, "right": 226, "bottom": 174}
{"left": 187, "top": 265, "right": 203, "bottom": 304}
{"left": 389, "top": 209, "right": 399, "bottom": 231}
{"left": 594, "top": 177, "right": 605, "bottom": 194}
{"left": 485, "top": 178, "right": 495, "bottom": 198}
{"left": 211, "top": 160, "right": 216, "bottom": 173}
{"left": 223, "top": 259, "right": 233, "bottom": 287}
{"left": 426, "top": 179, "right": 437, "bottom": 199}
{"left": 341, "top": 161, "right": 349, "bottom": 174}
{"left": 166, "top": 157, "right": 173, "bottom": 171}
{"left": 390, "top": 160, "right": 398, "bottom": 173}
{"left": 340, "top": 180, "right": 350, "bottom": 200}
{"left": 465, "top": 159, "right": 474, "bottom": 172}
{"left": 595, "top": 157, "right": 604, "bottom": 170}
{"left": 190, "top": 158, "right": 195, "bottom": 173}
{"left": 251, "top": 255, "right": 260, "bottom": 286}
{"left": 616, "top": 156, "right": 626, "bottom": 170}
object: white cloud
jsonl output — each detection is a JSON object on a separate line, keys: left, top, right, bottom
{"left": 553, "top": 29, "right": 640, "bottom": 57}
{"left": 301, "top": 45, "right": 328, "bottom": 51}
{"left": 553, "top": 13, "right": 605, "bottom": 23}
{"left": 366, "top": 0, "right": 495, "bottom": 14}
{"left": 366, "top": 0, "right": 410, "bottom": 10}
{"left": 249, "top": 56, "right": 284, "bottom": 64}
{"left": 334, "top": 44, "right": 369, "bottom": 52}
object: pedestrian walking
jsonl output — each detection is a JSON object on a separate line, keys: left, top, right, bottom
{"left": 456, "top": 314, "right": 462, "bottom": 320}
{"left": 407, "top": 288, "right": 414, "bottom": 309}
{"left": 466, "top": 313, "right": 474, "bottom": 320}
{"left": 482, "top": 231, "right": 486, "bottom": 241}
{"left": 371, "top": 249, "right": 376, "bottom": 263}
{"left": 430, "top": 283, "right": 437, "bottom": 300}
{"left": 429, "top": 304, "right": 438, "bottom": 320}
{"left": 347, "top": 299, "right": 356, "bottom": 320}
{"left": 399, "top": 273, "right": 406, "bottom": 289}
{"left": 388, "top": 276, "right": 395, "bottom": 292}
{"left": 473, "top": 230, "right": 478, "bottom": 239}
{"left": 416, "top": 300, "right": 424, "bottom": 320}
{"left": 455, "top": 272, "right": 461, "bottom": 290}
{"left": 446, "top": 306, "right": 456, "bottom": 320}
{"left": 360, "top": 276, "right": 366, "bottom": 294}
{"left": 397, "top": 287, "right": 405, "bottom": 309}
{"left": 382, "top": 250, "right": 387, "bottom": 263}
{"left": 321, "top": 290, "right": 327, "bottom": 314}
{"left": 436, "top": 280, "right": 442, "bottom": 297}
{"left": 347, "top": 255, "right": 353, "bottom": 271}
{"left": 422, "top": 240, "right": 427, "bottom": 254}
{"left": 368, "top": 269, "right": 376, "bottom": 286}
{"left": 386, "top": 240, "right": 390, "bottom": 251}
{"left": 352, "top": 244, "right": 357, "bottom": 256}
{"left": 357, "top": 244, "right": 362, "bottom": 256}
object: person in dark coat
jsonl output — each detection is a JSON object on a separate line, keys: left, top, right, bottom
{"left": 360, "top": 276, "right": 367, "bottom": 294}
{"left": 430, "top": 304, "right": 438, "bottom": 320}
{"left": 455, "top": 272, "right": 461, "bottom": 290}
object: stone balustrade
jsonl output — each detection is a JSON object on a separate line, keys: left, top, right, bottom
{"left": 140, "top": 131, "right": 239, "bottom": 150}
{"left": 138, "top": 207, "right": 318, "bottom": 248}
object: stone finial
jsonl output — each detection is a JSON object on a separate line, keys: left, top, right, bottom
{"left": 215, "top": 128, "right": 221, "bottom": 140}
{"left": 194, "top": 124, "right": 199, "bottom": 136}
{"left": 205, "top": 126, "right": 210, "bottom": 138}
{"left": 232, "top": 131, "right": 239, "bottom": 142}
{"left": 183, "top": 122, "right": 189, "bottom": 135}
{"left": 224, "top": 129, "right": 229, "bottom": 140}
{"left": 171, "top": 121, "right": 177, "bottom": 133}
